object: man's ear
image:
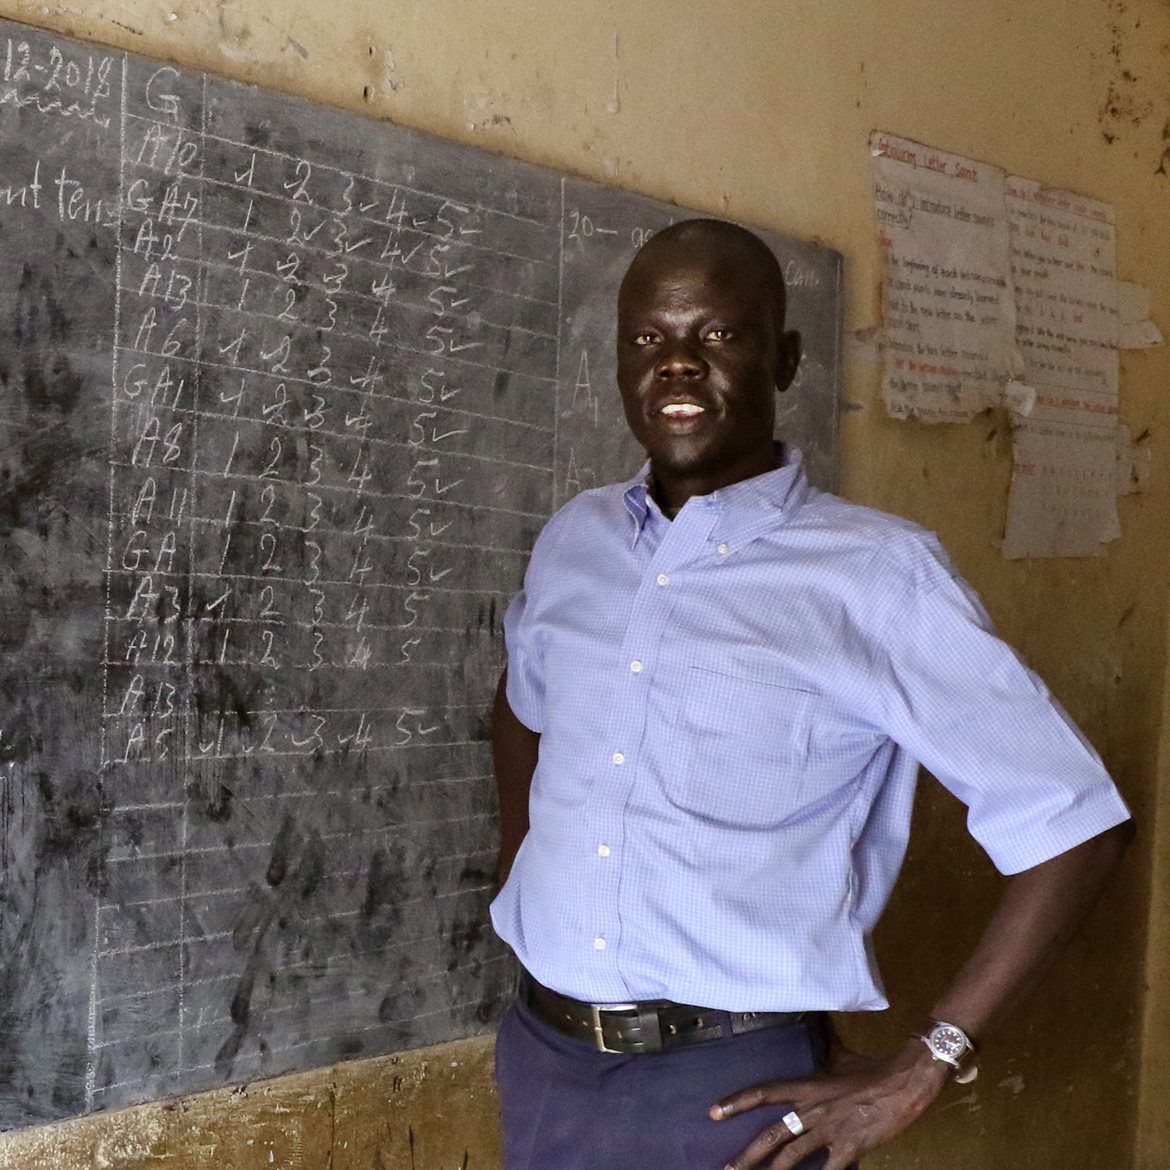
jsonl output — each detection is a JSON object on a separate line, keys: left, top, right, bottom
{"left": 774, "top": 330, "right": 802, "bottom": 394}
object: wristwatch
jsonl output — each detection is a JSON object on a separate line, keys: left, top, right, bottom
{"left": 917, "top": 1021, "right": 979, "bottom": 1084}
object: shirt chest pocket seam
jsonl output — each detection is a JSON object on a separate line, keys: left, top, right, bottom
{"left": 667, "top": 666, "right": 816, "bottom": 827}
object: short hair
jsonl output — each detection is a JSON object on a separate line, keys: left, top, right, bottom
{"left": 623, "top": 218, "right": 788, "bottom": 328}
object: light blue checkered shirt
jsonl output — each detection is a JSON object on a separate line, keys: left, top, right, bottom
{"left": 490, "top": 448, "right": 1130, "bottom": 1012}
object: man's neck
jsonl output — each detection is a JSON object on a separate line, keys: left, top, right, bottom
{"left": 647, "top": 445, "right": 783, "bottom": 516}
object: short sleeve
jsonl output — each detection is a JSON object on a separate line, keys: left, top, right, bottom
{"left": 501, "top": 500, "right": 577, "bottom": 734}
{"left": 872, "top": 551, "right": 1131, "bottom": 875}
{"left": 503, "top": 586, "right": 544, "bottom": 732}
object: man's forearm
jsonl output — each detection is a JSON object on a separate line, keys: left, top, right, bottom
{"left": 925, "top": 819, "right": 1134, "bottom": 1043}
{"left": 717, "top": 820, "right": 1133, "bottom": 1169}
{"left": 492, "top": 668, "right": 541, "bottom": 886}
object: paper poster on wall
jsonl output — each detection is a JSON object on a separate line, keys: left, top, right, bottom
{"left": 870, "top": 132, "right": 1021, "bottom": 423}
{"left": 1006, "top": 177, "right": 1118, "bottom": 398}
{"left": 1001, "top": 415, "right": 1121, "bottom": 558}
{"left": 1119, "top": 280, "right": 1164, "bottom": 349}
{"left": 870, "top": 131, "right": 1153, "bottom": 558}
{"left": 1000, "top": 178, "right": 1121, "bottom": 558}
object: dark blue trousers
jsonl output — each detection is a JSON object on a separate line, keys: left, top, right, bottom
{"left": 495, "top": 997, "right": 833, "bottom": 1170}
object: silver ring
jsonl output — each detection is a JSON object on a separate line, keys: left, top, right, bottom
{"left": 782, "top": 1110, "right": 805, "bottom": 1137}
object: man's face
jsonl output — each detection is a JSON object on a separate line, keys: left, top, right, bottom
{"left": 616, "top": 241, "right": 799, "bottom": 508}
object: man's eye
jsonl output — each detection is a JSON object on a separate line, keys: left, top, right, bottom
{"left": 706, "top": 328, "right": 733, "bottom": 342}
{"left": 632, "top": 332, "right": 658, "bottom": 346}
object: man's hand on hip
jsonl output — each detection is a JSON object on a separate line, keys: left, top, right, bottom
{"left": 710, "top": 1038, "right": 951, "bottom": 1170}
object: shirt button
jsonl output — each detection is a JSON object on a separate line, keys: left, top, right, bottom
{"left": 594, "top": 937, "right": 607, "bottom": 950}
{"left": 656, "top": 573, "right": 670, "bottom": 586}
{"left": 597, "top": 844, "right": 611, "bottom": 857}
{"left": 630, "top": 659, "right": 643, "bottom": 673}
{"left": 717, "top": 543, "right": 730, "bottom": 555}
{"left": 611, "top": 752, "right": 625, "bottom": 765}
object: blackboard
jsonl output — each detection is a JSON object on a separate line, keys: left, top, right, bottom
{"left": 0, "top": 17, "right": 843, "bottom": 1128}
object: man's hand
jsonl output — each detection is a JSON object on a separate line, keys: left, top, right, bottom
{"left": 711, "top": 1039, "right": 951, "bottom": 1170}
{"left": 708, "top": 822, "right": 1131, "bottom": 1168}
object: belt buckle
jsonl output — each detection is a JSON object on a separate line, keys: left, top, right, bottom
{"left": 590, "top": 1001, "right": 639, "bottom": 1053}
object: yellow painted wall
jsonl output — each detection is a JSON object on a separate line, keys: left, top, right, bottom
{"left": 0, "top": 2, "right": 1167, "bottom": 1168}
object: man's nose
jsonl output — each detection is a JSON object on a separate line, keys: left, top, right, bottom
{"left": 654, "top": 340, "right": 706, "bottom": 379}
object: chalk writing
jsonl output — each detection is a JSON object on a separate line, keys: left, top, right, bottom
{"left": 92, "top": 52, "right": 557, "bottom": 1107}
{"left": 0, "top": 17, "right": 840, "bottom": 1128}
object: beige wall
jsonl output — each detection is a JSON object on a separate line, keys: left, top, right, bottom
{"left": 1139, "top": 607, "right": 1170, "bottom": 1169}
{"left": 1, "top": 1, "right": 1168, "bottom": 1167}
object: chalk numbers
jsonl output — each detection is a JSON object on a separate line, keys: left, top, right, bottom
{"left": 566, "top": 207, "right": 654, "bottom": 252}
{"left": 2, "top": 38, "right": 114, "bottom": 123}
{"left": 102, "top": 60, "right": 495, "bottom": 768}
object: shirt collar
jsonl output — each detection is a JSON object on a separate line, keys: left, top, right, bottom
{"left": 621, "top": 444, "right": 811, "bottom": 549}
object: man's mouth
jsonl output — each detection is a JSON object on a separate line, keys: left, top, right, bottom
{"left": 657, "top": 402, "right": 705, "bottom": 417}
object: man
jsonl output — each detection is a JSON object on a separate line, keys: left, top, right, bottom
{"left": 489, "top": 218, "right": 1132, "bottom": 1170}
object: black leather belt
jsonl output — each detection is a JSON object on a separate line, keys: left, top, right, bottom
{"left": 518, "top": 969, "right": 808, "bottom": 1055}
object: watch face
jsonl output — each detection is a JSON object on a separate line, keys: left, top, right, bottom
{"left": 931, "top": 1025, "right": 968, "bottom": 1058}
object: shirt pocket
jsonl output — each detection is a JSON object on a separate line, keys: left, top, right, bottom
{"left": 666, "top": 665, "right": 815, "bottom": 829}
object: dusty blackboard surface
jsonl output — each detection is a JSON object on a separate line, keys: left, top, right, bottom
{"left": 0, "top": 19, "right": 842, "bottom": 1129}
